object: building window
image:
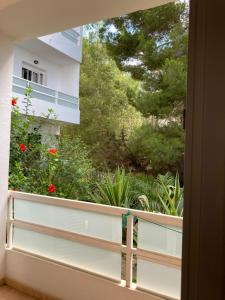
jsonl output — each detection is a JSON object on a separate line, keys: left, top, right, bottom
{"left": 22, "top": 64, "right": 46, "bottom": 85}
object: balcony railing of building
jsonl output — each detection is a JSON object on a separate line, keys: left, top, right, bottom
{"left": 7, "top": 191, "right": 182, "bottom": 300}
{"left": 61, "top": 28, "right": 81, "bottom": 45}
{"left": 12, "top": 75, "right": 79, "bottom": 109}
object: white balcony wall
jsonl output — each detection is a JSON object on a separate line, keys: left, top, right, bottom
{"left": 13, "top": 46, "right": 79, "bottom": 97}
{"left": 13, "top": 46, "right": 60, "bottom": 90}
{"left": 60, "top": 63, "right": 80, "bottom": 98}
{"left": 38, "top": 27, "right": 82, "bottom": 63}
{"left": 6, "top": 250, "right": 159, "bottom": 300}
{"left": 13, "top": 46, "right": 80, "bottom": 124}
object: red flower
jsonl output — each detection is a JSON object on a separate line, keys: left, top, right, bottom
{"left": 13, "top": 188, "right": 17, "bottom": 191}
{"left": 48, "top": 148, "right": 58, "bottom": 155}
{"left": 48, "top": 184, "right": 56, "bottom": 193}
{"left": 11, "top": 97, "right": 17, "bottom": 106}
{"left": 20, "top": 144, "right": 26, "bottom": 152}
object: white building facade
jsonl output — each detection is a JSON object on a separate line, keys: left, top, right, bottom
{"left": 12, "top": 27, "right": 82, "bottom": 125}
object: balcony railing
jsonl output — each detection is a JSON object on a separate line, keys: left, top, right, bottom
{"left": 7, "top": 191, "right": 182, "bottom": 300}
{"left": 12, "top": 75, "right": 79, "bottom": 109}
{"left": 61, "top": 28, "right": 81, "bottom": 45}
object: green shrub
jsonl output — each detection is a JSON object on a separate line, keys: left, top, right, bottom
{"left": 9, "top": 89, "right": 94, "bottom": 200}
{"left": 91, "top": 168, "right": 134, "bottom": 207}
{"left": 127, "top": 173, "right": 162, "bottom": 212}
{"left": 137, "top": 172, "right": 183, "bottom": 216}
{"left": 127, "top": 122, "right": 184, "bottom": 175}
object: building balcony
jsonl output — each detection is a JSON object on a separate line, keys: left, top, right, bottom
{"left": 12, "top": 75, "right": 80, "bottom": 124}
{"left": 4, "top": 191, "right": 182, "bottom": 300}
{"left": 38, "top": 27, "right": 83, "bottom": 63}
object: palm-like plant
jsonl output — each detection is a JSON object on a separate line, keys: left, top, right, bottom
{"left": 156, "top": 172, "right": 183, "bottom": 216}
{"left": 91, "top": 168, "right": 133, "bottom": 207}
{"left": 138, "top": 173, "right": 183, "bottom": 216}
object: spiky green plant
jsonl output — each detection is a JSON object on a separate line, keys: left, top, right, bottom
{"left": 138, "top": 173, "right": 183, "bottom": 216}
{"left": 91, "top": 168, "right": 133, "bottom": 207}
{"left": 156, "top": 172, "right": 183, "bottom": 216}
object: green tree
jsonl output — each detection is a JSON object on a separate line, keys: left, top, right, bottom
{"left": 63, "top": 38, "right": 143, "bottom": 170}
{"left": 99, "top": 1, "right": 187, "bottom": 175}
{"left": 127, "top": 122, "right": 184, "bottom": 175}
{"left": 100, "top": 1, "right": 188, "bottom": 119}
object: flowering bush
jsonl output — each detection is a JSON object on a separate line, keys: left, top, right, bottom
{"left": 48, "top": 184, "right": 56, "bottom": 193}
{"left": 48, "top": 148, "right": 58, "bottom": 155}
{"left": 9, "top": 88, "right": 94, "bottom": 200}
{"left": 20, "top": 144, "right": 26, "bottom": 152}
{"left": 11, "top": 97, "right": 17, "bottom": 106}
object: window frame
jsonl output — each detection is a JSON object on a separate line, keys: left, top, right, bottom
{"left": 21, "top": 62, "right": 47, "bottom": 86}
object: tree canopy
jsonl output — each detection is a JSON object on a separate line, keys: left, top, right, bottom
{"left": 63, "top": 38, "right": 143, "bottom": 170}
{"left": 100, "top": 1, "right": 188, "bottom": 119}
{"left": 64, "top": 2, "right": 187, "bottom": 175}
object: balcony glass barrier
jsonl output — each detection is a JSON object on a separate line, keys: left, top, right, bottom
{"left": 61, "top": 29, "right": 80, "bottom": 45}
{"left": 12, "top": 75, "right": 79, "bottom": 109}
{"left": 138, "top": 219, "right": 182, "bottom": 257}
{"left": 13, "top": 227, "right": 121, "bottom": 281}
{"left": 14, "top": 198, "right": 122, "bottom": 243}
{"left": 137, "top": 259, "right": 181, "bottom": 299}
{"left": 8, "top": 192, "right": 183, "bottom": 299}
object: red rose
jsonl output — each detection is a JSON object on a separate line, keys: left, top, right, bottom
{"left": 48, "top": 148, "right": 58, "bottom": 155}
{"left": 11, "top": 97, "right": 17, "bottom": 106}
{"left": 48, "top": 184, "right": 56, "bottom": 193}
{"left": 20, "top": 144, "right": 26, "bottom": 152}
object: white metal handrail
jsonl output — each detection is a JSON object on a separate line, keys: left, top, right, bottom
{"left": 61, "top": 29, "right": 80, "bottom": 45}
{"left": 12, "top": 75, "right": 79, "bottom": 108}
{"left": 7, "top": 191, "right": 183, "bottom": 300}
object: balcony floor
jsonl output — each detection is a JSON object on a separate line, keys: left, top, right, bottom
{"left": 0, "top": 286, "right": 35, "bottom": 300}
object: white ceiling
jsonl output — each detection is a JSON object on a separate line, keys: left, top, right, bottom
{"left": 0, "top": 0, "right": 173, "bottom": 41}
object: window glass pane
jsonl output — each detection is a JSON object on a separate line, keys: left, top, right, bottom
{"left": 138, "top": 219, "right": 182, "bottom": 257}
{"left": 33, "top": 72, "right": 38, "bottom": 83}
{"left": 14, "top": 199, "right": 122, "bottom": 243}
{"left": 22, "top": 65, "right": 46, "bottom": 85}
{"left": 28, "top": 70, "right": 32, "bottom": 81}
{"left": 40, "top": 73, "right": 44, "bottom": 85}
{"left": 22, "top": 67, "right": 28, "bottom": 80}
{"left": 137, "top": 259, "right": 181, "bottom": 299}
{"left": 13, "top": 227, "right": 121, "bottom": 281}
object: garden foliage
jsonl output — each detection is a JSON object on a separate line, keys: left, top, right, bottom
{"left": 9, "top": 89, "right": 93, "bottom": 199}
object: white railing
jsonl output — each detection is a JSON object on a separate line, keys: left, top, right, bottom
{"left": 7, "top": 191, "right": 182, "bottom": 300}
{"left": 61, "top": 28, "right": 81, "bottom": 45}
{"left": 12, "top": 75, "right": 79, "bottom": 108}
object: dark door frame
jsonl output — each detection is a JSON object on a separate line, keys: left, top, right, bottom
{"left": 182, "top": 0, "right": 225, "bottom": 299}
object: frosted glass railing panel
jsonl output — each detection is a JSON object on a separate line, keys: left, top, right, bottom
{"left": 58, "top": 91, "right": 78, "bottom": 103}
{"left": 61, "top": 29, "right": 80, "bottom": 44}
{"left": 13, "top": 76, "right": 27, "bottom": 87}
{"left": 13, "top": 227, "right": 121, "bottom": 281}
{"left": 29, "top": 82, "right": 56, "bottom": 96}
{"left": 138, "top": 220, "right": 182, "bottom": 257}
{"left": 58, "top": 99, "right": 77, "bottom": 108}
{"left": 31, "top": 91, "right": 55, "bottom": 103}
{"left": 12, "top": 85, "right": 26, "bottom": 96}
{"left": 137, "top": 259, "right": 181, "bottom": 299}
{"left": 14, "top": 199, "right": 122, "bottom": 243}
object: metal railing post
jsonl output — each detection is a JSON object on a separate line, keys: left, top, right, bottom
{"left": 125, "top": 214, "right": 133, "bottom": 288}
{"left": 6, "top": 195, "right": 13, "bottom": 249}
